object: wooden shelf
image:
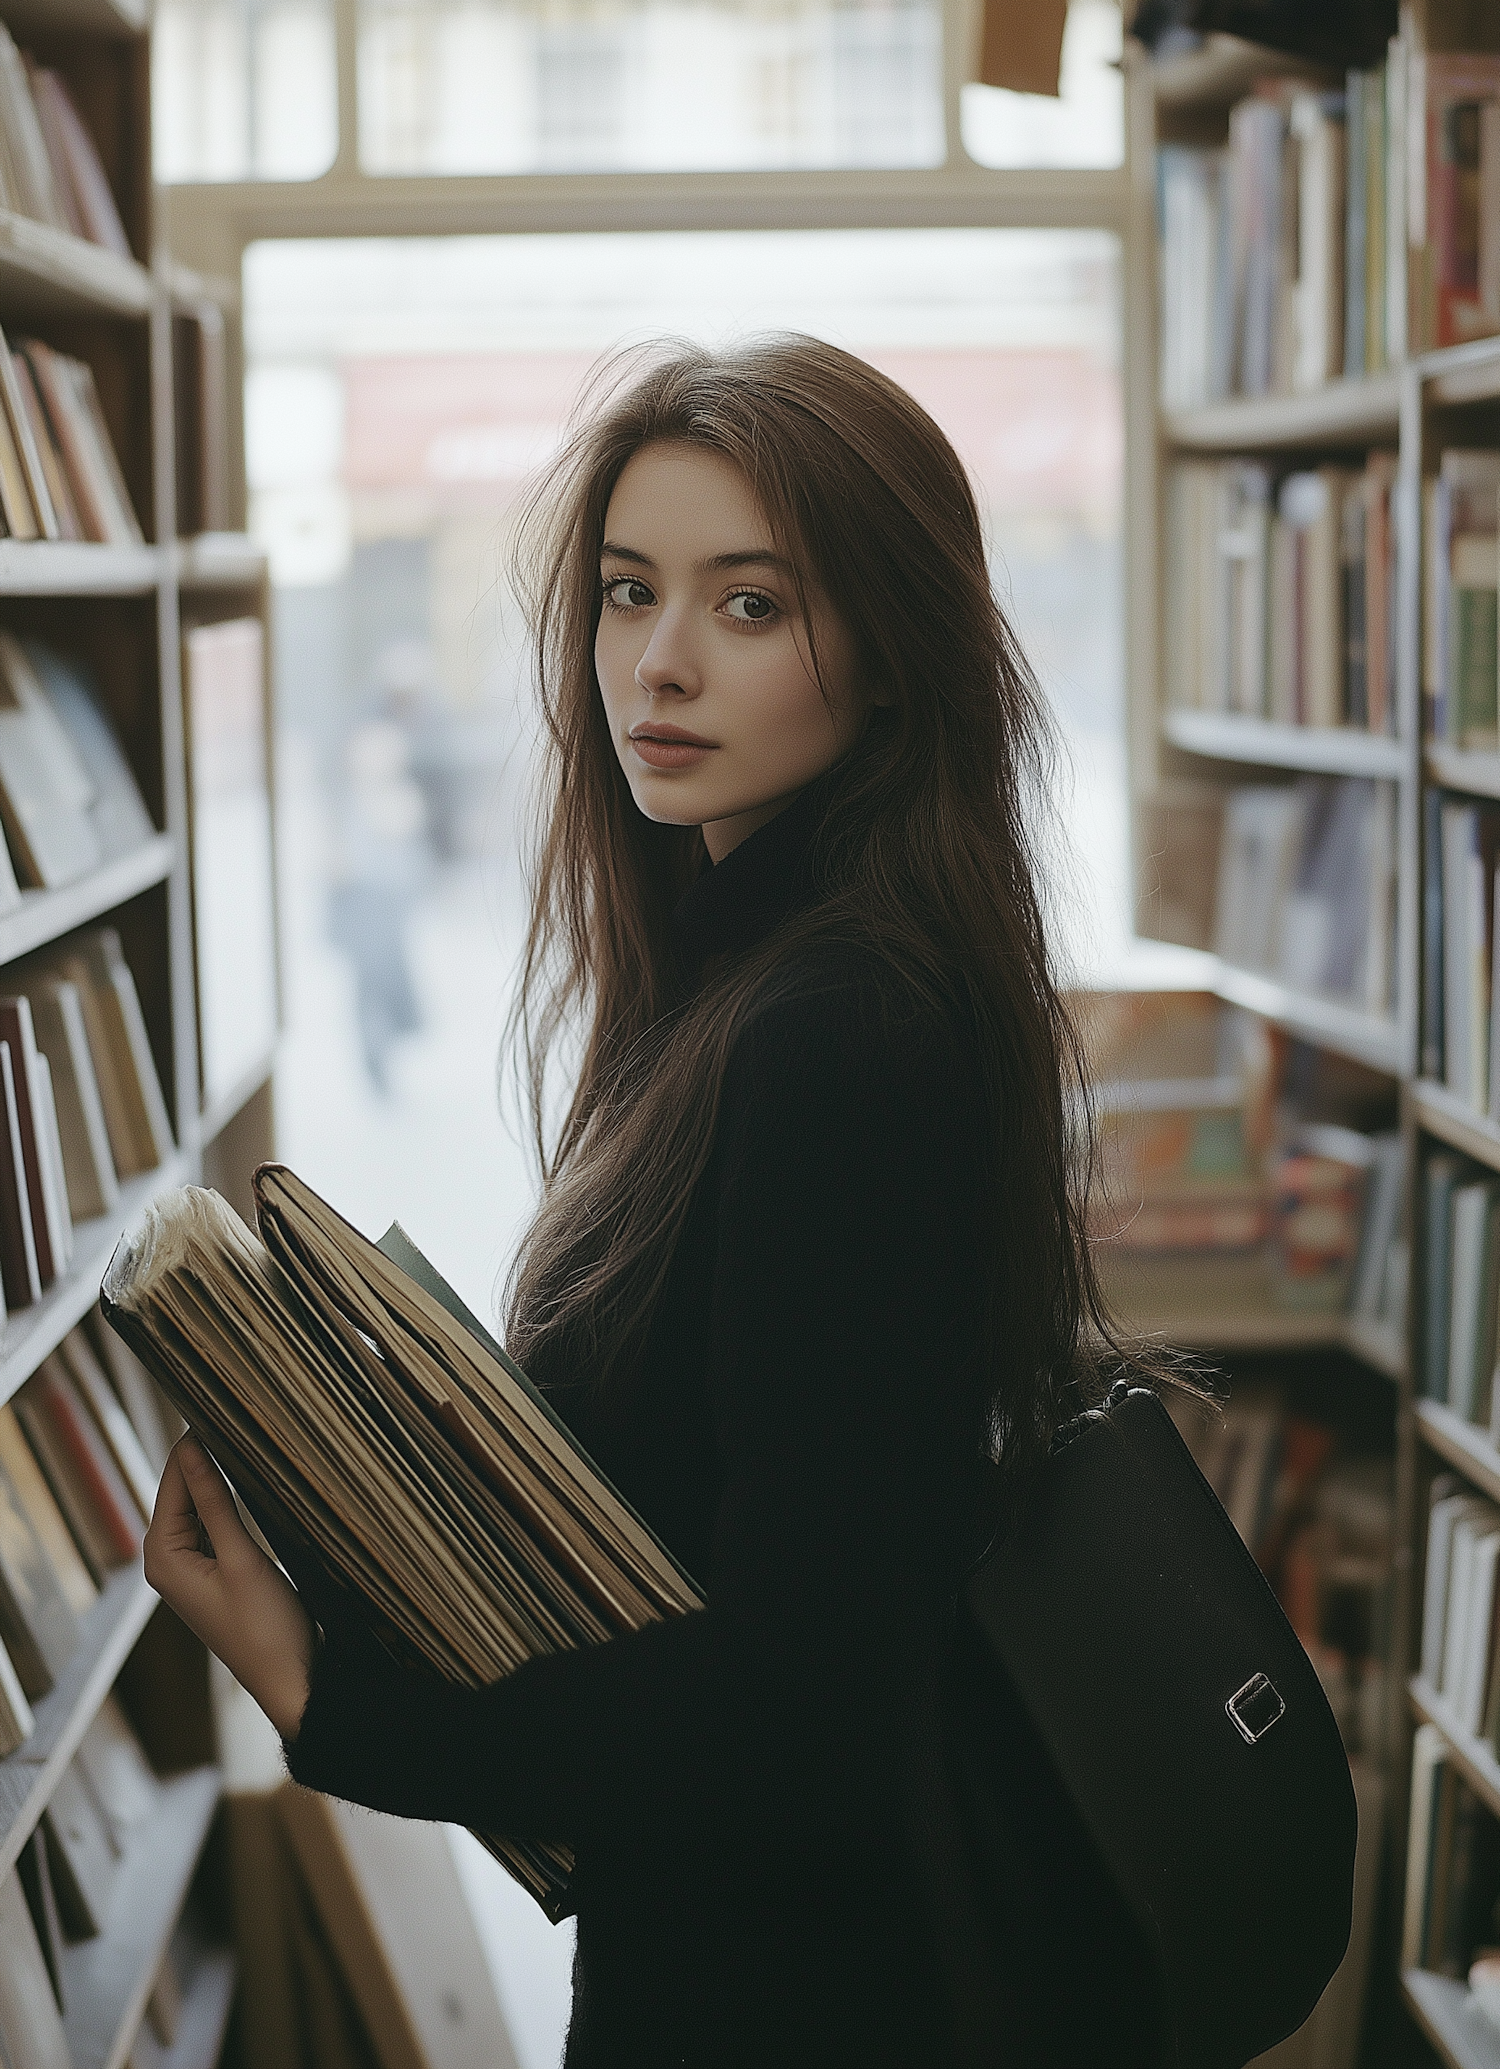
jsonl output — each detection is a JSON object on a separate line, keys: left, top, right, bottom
{"left": 1151, "top": 33, "right": 1335, "bottom": 110}
{"left": 1410, "top": 1677, "right": 1500, "bottom": 1821}
{"left": 0, "top": 1564, "right": 155, "bottom": 1880}
{"left": 0, "top": 541, "right": 160, "bottom": 596}
{"left": 200, "top": 1051, "right": 274, "bottom": 1146}
{"left": 60, "top": 1765, "right": 222, "bottom": 2069}
{"left": 1424, "top": 338, "right": 1500, "bottom": 411}
{"left": 0, "top": 1151, "right": 191, "bottom": 1412}
{"left": 1404, "top": 1971, "right": 1500, "bottom": 2069}
{"left": 126, "top": 1946, "right": 236, "bottom": 2069}
{"left": 1096, "top": 1250, "right": 1405, "bottom": 1374}
{"left": 1429, "top": 744, "right": 1500, "bottom": 803}
{"left": 1210, "top": 961, "right": 1402, "bottom": 1073}
{"left": 1415, "top": 1401, "right": 1500, "bottom": 1506}
{"left": 1163, "top": 708, "right": 1406, "bottom": 779}
{"left": 0, "top": 211, "right": 150, "bottom": 319}
{"left": 0, "top": 0, "right": 145, "bottom": 36}
{"left": 1345, "top": 1313, "right": 1408, "bottom": 1382}
{"left": 175, "top": 533, "right": 266, "bottom": 593}
{"left": 1414, "top": 1080, "right": 1500, "bottom": 1174}
{"left": 1162, "top": 374, "right": 1402, "bottom": 453}
{"left": 0, "top": 833, "right": 173, "bottom": 970}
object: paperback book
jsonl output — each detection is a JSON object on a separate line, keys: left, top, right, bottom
{"left": 102, "top": 1164, "right": 705, "bottom": 1919}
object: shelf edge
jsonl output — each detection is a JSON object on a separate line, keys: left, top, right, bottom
{"left": 0, "top": 1567, "right": 156, "bottom": 1881}
{"left": 0, "top": 834, "right": 175, "bottom": 969}
{"left": 0, "top": 1152, "right": 192, "bottom": 1411}
{"left": 1409, "top": 1677, "right": 1500, "bottom": 1823}
{"left": 1163, "top": 708, "right": 1406, "bottom": 778}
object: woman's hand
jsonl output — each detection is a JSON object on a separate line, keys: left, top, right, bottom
{"left": 143, "top": 1435, "right": 314, "bottom": 1741}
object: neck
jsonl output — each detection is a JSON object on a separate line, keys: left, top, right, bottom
{"left": 700, "top": 788, "right": 805, "bottom": 865}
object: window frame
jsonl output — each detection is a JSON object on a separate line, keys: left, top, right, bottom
{"left": 159, "top": 0, "right": 1157, "bottom": 758}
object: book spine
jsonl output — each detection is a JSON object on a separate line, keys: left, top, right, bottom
{"left": 33, "top": 1361, "right": 140, "bottom": 1564}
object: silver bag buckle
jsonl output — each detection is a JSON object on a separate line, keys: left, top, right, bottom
{"left": 1226, "top": 1673, "right": 1285, "bottom": 1745}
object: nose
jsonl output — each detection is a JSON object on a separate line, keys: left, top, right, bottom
{"left": 634, "top": 607, "right": 702, "bottom": 700}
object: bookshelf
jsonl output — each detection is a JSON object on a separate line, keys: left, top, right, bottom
{"left": 1127, "top": 9, "right": 1500, "bottom": 2061}
{"left": 1163, "top": 372, "right": 1404, "bottom": 453}
{"left": 0, "top": 0, "right": 276, "bottom": 2046}
{"left": 1405, "top": 1969, "right": 1500, "bottom": 2069}
{"left": 1162, "top": 707, "right": 1407, "bottom": 779}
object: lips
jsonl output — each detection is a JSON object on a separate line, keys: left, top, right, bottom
{"left": 628, "top": 723, "right": 716, "bottom": 770}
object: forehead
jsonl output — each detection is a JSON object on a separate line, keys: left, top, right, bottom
{"left": 602, "top": 442, "right": 773, "bottom": 558}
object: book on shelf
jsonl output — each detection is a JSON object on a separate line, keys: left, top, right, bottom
{"left": 0, "top": 929, "right": 171, "bottom": 1315}
{"left": 0, "top": 1616, "right": 31, "bottom": 1756}
{"left": 59, "top": 1325, "right": 158, "bottom": 1521}
{"left": 15, "top": 926, "right": 174, "bottom": 1185}
{"left": 1402, "top": 1725, "right": 1500, "bottom": 1993}
{"left": 1414, "top": 1151, "right": 1500, "bottom": 1436}
{"left": 14, "top": 1353, "right": 147, "bottom": 1583}
{"left": 1430, "top": 799, "right": 1500, "bottom": 1117}
{"left": 1268, "top": 1124, "right": 1377, "bottom": 1315}
{"left": 25, "top": 975, "right": 119, "bottom": 1224}
{"left": 1413, "top": 56, "right": 1500, "bottom": 354}
{"left": 0, "top": 1862, "right": 70, "bottom": 2069}
{"left": 1084, "top": 991, "right": 1408, "bottom": 1332}
{"left": 1156, "top": 41, "right": 1415, "bottom": 411}
{"left": 85, "top": 1311, "right": 177, "bottom": 1477}
{"left": 18, "top": 1827, "right": 65, "bottom": 2015}
{"left": 1425, "top": 451, "right": 1500, "bottom": 751}
{"left": 24, "top": 63, "right": 130, "bottom": 258}
{"left": 1163, "top": 454, "right": 1396, "bottom": 731}
{"left": 18, "top": 338, "right": 142, "bottom": 548}
{"left": 0, "top": 631, "right": 157, "bottom": 904}
{"left": 27, "top": 643, "right": 154, "bottom": 864}
{"left": 1157, "top": 38, "right": 1500, "bottom": 406}
{"left": 0, "top": 22, "right": 130, "bottom": 257}
{"left": 0, "top": 630, "right": 99, "bottom": 891}
{"left": 0, "top": 326, "right": 142, "bottom": 548}
{"left": 0, "top": 997, "right": 72, "bottom": 1288}
{"left": 102, "top": 1164, "right": 705, "bottom": 1920}
{"left": 45, "top": 1755, "right": 119, "bottom": 1940}
{"left": 0, "top": 1415, "right": 78, "bottom": 1699}
{"left": 0, "top": 1400, "right": 94, "bottom": 1616}
{"left": 44, "top": 1698, "right": 157, "bottom": 1943}
{"left": 1213, "top": 776, "right": 1397, "bottom": 1012}
{"left": 183, "top": 617, "right": 278, "bottom": 1113}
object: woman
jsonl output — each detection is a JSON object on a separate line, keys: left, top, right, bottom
{"left": 146, "top": 336, "right": 1159, "bottom": 2066}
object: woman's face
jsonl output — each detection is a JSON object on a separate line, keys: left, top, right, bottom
{"left": 595, "top": 441, "right": 867, "bottom": 862}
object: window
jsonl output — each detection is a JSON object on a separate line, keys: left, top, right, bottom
{"left": 154, "top": 0, "right": 338, "bottom": 181}
{"left": 356, "top": 0, "right": 944, "bottom": 176}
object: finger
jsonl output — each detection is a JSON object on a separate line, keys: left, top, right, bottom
{"left": 173, "top": 1436, "right": 256, "bottom": 1561}
{"left": 147, "top": 1443, "right": 215, "bottom": 1556}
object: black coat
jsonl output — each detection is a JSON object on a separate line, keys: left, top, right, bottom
{"left": 287, "top": 782, "right": 1158, "bottom": 2068}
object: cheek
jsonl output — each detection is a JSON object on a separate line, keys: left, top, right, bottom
{"left": 594, "top": 622, "right": 632, "bottom": 714}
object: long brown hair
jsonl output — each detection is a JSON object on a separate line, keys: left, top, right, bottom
{"left": 504, "top": 334, "right": 1115, "bottom": 1483}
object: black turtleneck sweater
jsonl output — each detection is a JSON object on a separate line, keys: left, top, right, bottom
{"left": 287, "top": 788, "right": 1156, "bottom": 2068}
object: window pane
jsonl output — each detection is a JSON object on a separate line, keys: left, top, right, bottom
{"left": 961, "top": 0, "right": 1122, "bottom": 170}
{"left": 154, "top": 0, "right": 337, "bottom": 182}
{"left": 357, "top": 0, "right": 944, "bottom": 175}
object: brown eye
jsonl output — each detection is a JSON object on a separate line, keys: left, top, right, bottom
{"left": 604, "top": 577, "right": 655, "bottom": 609}
{"left": 724, "top": 591, "right": 777, "bottom": 623}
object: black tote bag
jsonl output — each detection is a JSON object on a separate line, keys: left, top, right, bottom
{"left": 965, "top": 1385, "right": 1358, "bottom": 2069}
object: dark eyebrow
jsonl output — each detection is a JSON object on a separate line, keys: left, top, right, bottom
{"left": 599, "top": 542, "right": 792, "bottom": 576}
